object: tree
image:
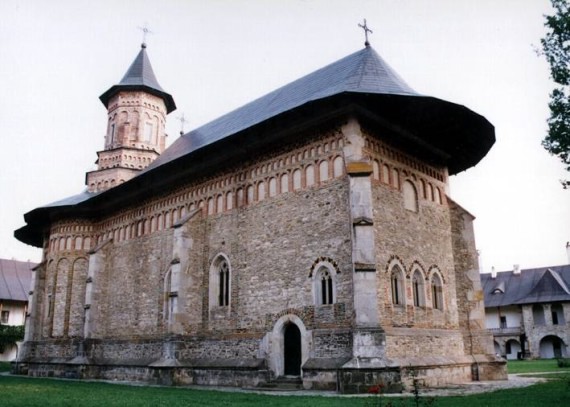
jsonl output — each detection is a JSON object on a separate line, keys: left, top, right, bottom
{"left": 541, "top": 0, "right": 570, "bottom": 188}
{"left": 0, "top": 323, "right": 25, "bottom": 353}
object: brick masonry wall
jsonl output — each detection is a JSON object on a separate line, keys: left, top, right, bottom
{"left": 364, "top": 127, "right": 496, "bottom": 362}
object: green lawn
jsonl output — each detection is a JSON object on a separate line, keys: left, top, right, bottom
{"left": 507, "top": 358, "right": 570, "bottom": 374}
{"left": 0, "top": 375, "right": 569, "bottom": 407}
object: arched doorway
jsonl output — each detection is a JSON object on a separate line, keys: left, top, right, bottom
{"left": 284, "top": 323, "right": 301, "bottom": 376}
{"left": 539, "top": 335, "right": 567, "bottom": 358}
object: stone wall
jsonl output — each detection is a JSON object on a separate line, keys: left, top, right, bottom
{"left": 22, "top": 119, "right": 507, "bottom": 390}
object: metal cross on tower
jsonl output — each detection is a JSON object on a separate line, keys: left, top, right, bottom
{"left": 177, "top": 113, "right": 189, "bottom": 135}
{"left": 138, "top": 23, "right": 153, "bottom": 48}
{"left": 358, "top": 19, "right": 373, "bottom": 47}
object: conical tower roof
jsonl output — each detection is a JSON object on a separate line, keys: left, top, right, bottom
{"left": 99, "top": 44, "right": 176, "bottom": 113}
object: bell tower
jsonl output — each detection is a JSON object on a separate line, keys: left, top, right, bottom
{"left": 86, "top": 43, "right": 176, "bottom": 192}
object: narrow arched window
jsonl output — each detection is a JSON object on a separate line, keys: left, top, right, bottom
{"left": 431, "top": 274, "right": 443, "bottom": 310}
{"left": 412, "top": 270, "right": 425, "bottom": 307}
{"left": 313, "top": 263, "right": 337, "bottom": 306}
{"left": 218, "top": 259, "right": 230, "bottom": 307}
{"left": 391, "top": 266, "right": 405, "bottom": 305}
{"left": 320, "top": 269, "right": 333, "bottom": 305}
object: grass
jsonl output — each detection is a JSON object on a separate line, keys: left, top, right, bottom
{"left": 0, "top": 361, "right": 11, "bottom": 372}
{"left": 507, "top": 358, "right": 570, "bottom": 374}
{"left": 0, "top": 375, "right": 569, "bottom": 407}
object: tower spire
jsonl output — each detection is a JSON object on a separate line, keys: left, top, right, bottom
{"left": 87, "top": 44, "right": 176, "bottom": 193}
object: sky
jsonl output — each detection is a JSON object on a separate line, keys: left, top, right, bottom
{"left": 0, "top": 0, "right": 568, "bottom": 273}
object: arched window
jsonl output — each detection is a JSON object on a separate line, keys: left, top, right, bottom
{"left": 208, "top": 254, "right": 232, "bottom": 312}
{"left": 391, "top": 265, "right": 405, "bottom": 305}
{"left": 218, "top": 259, "right": 230, "bottom": 307}
{"left": 164, "top": 267, "right": 179, "bottom": 328}
{"left": 431, "top": 273, "right": 443, "bottom": 310}
{"left": 403, "top": 180, "right": 418, "bottom": 212}
{"left": 319, "top": 269, "right": 333, "bottom": 304}
{"left": 412, "top": 270, "right": 425, "bottom": 307}
{"left": 313, "top": 262, "right": 337, "bottom": 306}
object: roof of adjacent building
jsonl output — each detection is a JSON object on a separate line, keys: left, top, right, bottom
{"left": 15, "top": 45, "right": 495, "bottom": 247}
{"left": 99, "top": 44, "right": 176, "bottom": 113}
{"left": 481, "top": 265, "right": 570, "bottom": 307}
{"left": 0, "top": 259, "right": 35, "bottom": 302}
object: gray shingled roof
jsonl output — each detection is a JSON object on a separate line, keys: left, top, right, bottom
{"left": 481, "top": 265, "right": 570, "bottom": 307}
{"left": 147, "top": 46, "right": 418, "bottom": 171}
{"left": 0, "top": 259, "right": 35, "bottom": 302}
{"left": 99, "top": 44, "right": 176, "bottom": 113}
{"left": 15, "top": 45, "right": 495, "bottom": 247}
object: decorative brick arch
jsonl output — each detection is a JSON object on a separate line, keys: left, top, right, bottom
{"left": 308, "top": 257, "right": 340, "bottom": 278}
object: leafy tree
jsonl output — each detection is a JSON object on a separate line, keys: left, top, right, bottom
{"left": 541, "top": 0, "right": 570, "bottom": 188}
{"left": 0, "top": 323, "right": 25, "bottom": 353}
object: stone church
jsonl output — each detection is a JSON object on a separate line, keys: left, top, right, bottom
{"left": 15, "top": 40, "right": 506, "bottom": 392}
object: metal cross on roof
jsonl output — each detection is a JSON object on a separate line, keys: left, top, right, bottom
{"left": 177, "top": 113, "right": 189, "bottom": 135}
{"left": 358, "top": 19, "right": 373, "bottom": 47}
{"left": 137, "top": 23, "right": 153, "bottom": 48}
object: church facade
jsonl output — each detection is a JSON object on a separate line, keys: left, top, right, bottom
{"left": 15, "top": 42, "right": 506, "bottom": 392}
